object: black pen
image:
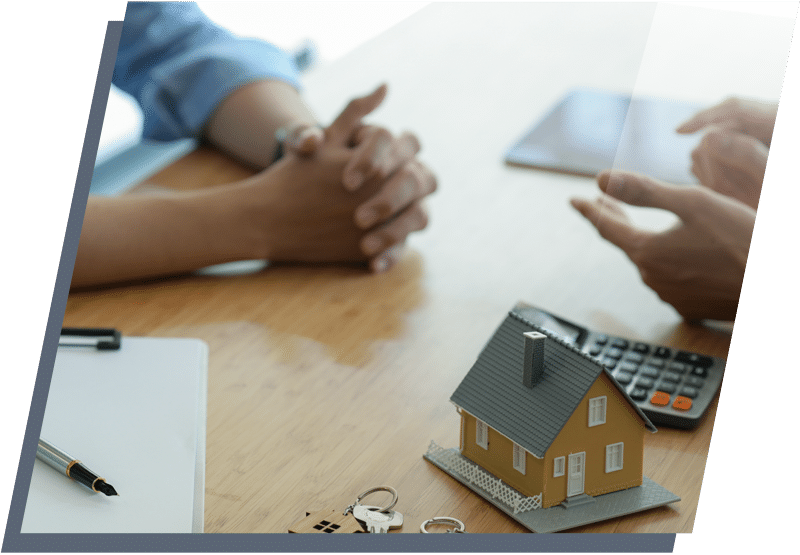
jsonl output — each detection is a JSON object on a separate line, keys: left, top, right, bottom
{"left": 36, "top": 439, "right": 118, "bottom": 496}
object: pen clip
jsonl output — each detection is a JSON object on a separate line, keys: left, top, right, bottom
{"left": 59, "top": 328, "right": 122, "bottom": 351}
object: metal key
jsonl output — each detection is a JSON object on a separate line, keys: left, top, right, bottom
{"left": 352, "top": 504, "right": 403, "bottom": 533}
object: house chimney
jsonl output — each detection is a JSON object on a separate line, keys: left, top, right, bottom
{"left": 523, "top": 331, "right": 546, "bottom": 388}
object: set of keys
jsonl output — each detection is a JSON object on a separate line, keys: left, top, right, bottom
{"left": 289, "top": 485, "right": 469, "bottom": 534}
{"left": 344, "top": 486, "right": 404, "bottom": 533}
{"left": 288, "top": 486, "right": 403, "bottom": 534}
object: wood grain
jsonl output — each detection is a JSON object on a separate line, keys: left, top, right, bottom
{"left": 65, "top": 145, "right": 725, "bottom": 534}
{"left": 62, "top": 2, "right": 793, "bottom": 534}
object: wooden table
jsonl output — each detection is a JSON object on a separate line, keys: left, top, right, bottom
{"left": 63, "top": 3, "right": 793, "bottom": 534}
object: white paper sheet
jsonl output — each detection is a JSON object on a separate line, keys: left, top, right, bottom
{"left": 21, "top": 337, "right": 207, "bottom": 533}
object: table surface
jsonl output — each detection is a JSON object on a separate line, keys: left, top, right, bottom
{"left": 63, "top": 3, "right": 794, "bottom": 534}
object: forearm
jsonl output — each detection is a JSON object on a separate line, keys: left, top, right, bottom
{"left": 203, "top": 80, "right": 318, "bottom": 169}
{"left": 72, "top": 187, "right": 267, "bottom": 289}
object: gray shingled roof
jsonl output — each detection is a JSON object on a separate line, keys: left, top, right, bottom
{"left": 450, "top": 309, "right": 656, "bottom": 458}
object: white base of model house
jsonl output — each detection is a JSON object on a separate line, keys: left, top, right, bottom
{"left": 424, "top": 443, "right": 680, "bottom": 533}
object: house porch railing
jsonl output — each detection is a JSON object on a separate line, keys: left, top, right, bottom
{"left": 425, "top": 440, "right": 542, "bottom": 514}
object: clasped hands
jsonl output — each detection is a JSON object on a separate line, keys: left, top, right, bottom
{"left": 572, "top": 97, "right": 774, "bottom": 321}
{"left": 246, "top": 84, "right": 436, "bottom": 273}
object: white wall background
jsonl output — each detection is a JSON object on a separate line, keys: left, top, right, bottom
{"left": 97, "top": 1, "right": 798, "bottom": 164}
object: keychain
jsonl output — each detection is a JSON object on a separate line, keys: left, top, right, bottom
{"left": 288, "top": 486, "right": 403, "bottom": 533}
{"left": 420, "top": 516, "right": 467, "bottom": 533}
{"left": 345, "top": 486, "right": 403, "bottom": 533}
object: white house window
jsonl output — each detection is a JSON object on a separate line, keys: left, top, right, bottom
{"left": 606, "top": 442, "right": 624, "bottom": 472}
{"left": 588, "top": 396, "right": 607, "bottom": 427}
{"left": 554, "top": 456, "right": 565, "bottom": 477}
{"left": 476, "top": 419, "right": 489, "bottom": 449}
{"left": 512, "top": 443, "right": 526, "bottom": 474}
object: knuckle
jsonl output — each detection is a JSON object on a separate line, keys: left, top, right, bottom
{"left": 685, "top": 186, "right": 710, "bottom": 215}
{"left": 404, "top": 131, "right": 422, "bottom": 153}
{"left": 380, "top": 228, "right": 401, "bottom": 247}
{"left": 413, "top": 203, "right": 430, "bottom": 230}
{"left": 375, "top": 127, "right": 393, "bottom": 143}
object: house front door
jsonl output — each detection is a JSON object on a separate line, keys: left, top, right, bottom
{"left": 567, "top": 452, "right": 586, "bottom": 497}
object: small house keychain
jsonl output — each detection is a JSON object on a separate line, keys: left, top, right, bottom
{"left": 288, "top": 486, "right": 402, "bottom": 533}
{"left": 288, "top": 508, "right": 365, "bottom": 534}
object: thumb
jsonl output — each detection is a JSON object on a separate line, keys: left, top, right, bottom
{"left": 598, "top": 170, "right": 697, "bottom": 220}
{"left": 283, "top": 123, "right": 325, "bottom": 156}
{"left": 326, "top": 84, "right": 388, "bottom": 143}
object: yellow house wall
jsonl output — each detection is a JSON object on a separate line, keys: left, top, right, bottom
{"left": 459, "top": 374, "right": 647, "bottom": 507}
{"left": 460, "top": 411, "right": 544, "bottom": 498}
{"left": 541, "top": 374, "right": 646, "bottom": 508}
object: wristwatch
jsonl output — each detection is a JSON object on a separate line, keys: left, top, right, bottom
{"left": 273, "top": 126, "right": 289, "bottom": 163}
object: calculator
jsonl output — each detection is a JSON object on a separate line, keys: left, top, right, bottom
{"left": 513, "top": 304, "right": 725, "bottom": 429}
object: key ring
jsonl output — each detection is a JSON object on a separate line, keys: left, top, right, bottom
{"left": 344, "top": 486, "right": 398, "bottom": 515}
{"left": 420, "top": 516, "right": 467, "bottom": 533}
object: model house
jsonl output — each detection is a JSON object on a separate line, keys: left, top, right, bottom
{"left": 449, "top": 309, "right": 658, "bottom": 509}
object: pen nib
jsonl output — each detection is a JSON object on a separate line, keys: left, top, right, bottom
{"left": 96, "top": 481, "right": 118, "bottom": 496}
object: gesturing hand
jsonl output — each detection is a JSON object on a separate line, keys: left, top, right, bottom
{"left": 677, "top": 96, "right": 778, "bottom": 147}
{"left": 281, "top": 84, "right": 436, "bottom": 271}
{"left": 570, "top": 170, "right": 756, "bottom": 322}
{"left": 688, "top": 128, "right": 768, "bottom": 210}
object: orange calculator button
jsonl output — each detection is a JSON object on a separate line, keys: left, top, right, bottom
{"left": 672, "top": 396, "right": 692, "bottom": 411}
{"left": 650, "top": 391, "right": 670, "bottom": 406}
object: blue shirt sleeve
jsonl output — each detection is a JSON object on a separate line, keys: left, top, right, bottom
{"left": 113, "top": 2, "right": 301, "bottom": 141}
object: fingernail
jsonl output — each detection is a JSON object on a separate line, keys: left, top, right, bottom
{"left": 356, "top": 206, "right": 378, "bottom": 228}
{"left": 346, "top": 171, "right": 364, "bottom": 190}
{"left": 362, "top": 235, "right": 383, "bottom": 255}
{"left": 372, "top": 257, "right": 389, "bottom": 273}
{"left": 298, "top": 126, "right": 319, "bottom": 140}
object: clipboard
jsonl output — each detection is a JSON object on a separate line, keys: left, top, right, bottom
{"left": 21, "top": 329, "right": 208, "bottom": 533}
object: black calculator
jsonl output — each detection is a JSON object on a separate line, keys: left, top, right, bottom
{"left": 514, "top": 304, "right": 725, "bottom": 429}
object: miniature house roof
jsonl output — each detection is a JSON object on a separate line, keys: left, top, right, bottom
{"left": 450, "top": 309, "right": 657, "bottom": 458}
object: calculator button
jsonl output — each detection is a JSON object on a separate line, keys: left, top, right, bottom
{"left": 653, "top": 347, "right": 672, "bottom": 358}
{"left": 618, "top": 361, "right": 639, "bottom": 373}
{"left": 594, "top": 334, "right": 609, "bottom": 346}
{"left": 640, "top": 364, "right": 662, "bottom": 375}
{"left": 684, "top": 375, "right": 704, "bottom": 388}
{"left": 667, "top": 362, "right": 687, "bottom": 374}
{"left": 623, "top": 353, "right": 644, "bottom": 364}
{"left": 605, "top": 347, "right": 624, "bottom": 360}
{"left": 679, "top": 386, "right": 699, "bottom": 399}
{"left": 672, "top": 396, "right": 693, "bottom": 411}
{"left": 661, "top": 371, "right": 681, "bottom": 383}
{"left": 640, "top": 366, "right": 659, "bottom": 379}
{"left": 655, "top": 381, "right": 676, "bottom": 394}
{"left": 650, "top": 391, "right": 670, "bottom": 406}
{"left": 635, "top": 377, "right": 655, "bottom": 390}
{"left": 613, "top": 372, "right": 633, "bottom": 385}
{"left": 646, "top": 358, "right": 665, "bottom": 368}
{"left": 630, "top": 387, "right": 648, "bottom": 401}
{"left": 602, "top": 358, "right": 617, "bottom": 370}
{"left": 610, "top": 339, "right": 629, "bottom": 350}
{"left": 632, "top": 342, "right": 650, "bottom": 354}
{"left": 589, "top": 346, "right": 603, "bottom": 356}
{"left": 675, "top": 351, "right": 713, "bottom": 368}
{"left": 689, "top": 366, "right": 708, "bottom": 379}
